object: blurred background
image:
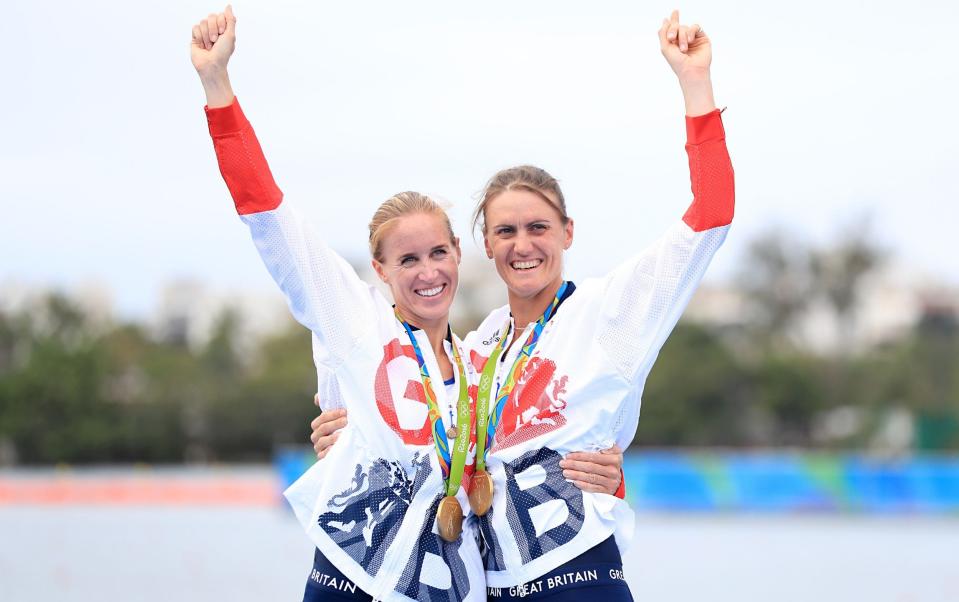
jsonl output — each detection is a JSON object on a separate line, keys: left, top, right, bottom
{"left": 2, "top": 0, "right": 957, "bottom": 600}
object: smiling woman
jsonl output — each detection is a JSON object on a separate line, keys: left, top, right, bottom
{"left": 189, "top": 6, "right": 625, "bottom": 601}
{"left": 475, "top": 166, "right": 574, "bottom": 334}
{"left": 369, "top": 200, "right": 462, "bottom": 344}
{"left": 450, "top": 9, "right": 733, "bottom": 598}
{"left": 309, "top": 8, "right": 734, "bottom": 600}
{"left": 190, "top": 7, "right": 488, "bottom": 600}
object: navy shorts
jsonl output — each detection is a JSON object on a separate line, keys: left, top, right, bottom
{"left": 302, "top": 548, "right": 373, "bottom": 602}
{"left": 486, "top": 536, "right": 633, "bottom": 601}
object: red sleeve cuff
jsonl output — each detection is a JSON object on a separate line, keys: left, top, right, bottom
{"left": 205, "top": 97, "right": 248, "bottom": 137}
{"left": 203, "top": 97, "right": 284, "bottom": 216}
{"left": 614, "top": 468, "right": 626, "bottom": 499}
{"left": 685, "top": 108, "right": 725, "bottom": 145}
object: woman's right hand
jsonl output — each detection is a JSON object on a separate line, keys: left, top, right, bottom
{"left": 311, "top": 396, "right": 348, "bottom": 460}
{"left": 190, "top": 6, "right": 236, "bottom": 74}
{"left": 190, "top": 6, "right": 237, "bottom": 107}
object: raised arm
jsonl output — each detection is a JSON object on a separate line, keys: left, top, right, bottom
{"left": 190, "top": 7, "right": 376, "bottom": 368}
{"left": 660, "top": 10, "right": 734, "bottom": 230}
{"left": 597, "top": 12, "right": 734, "bottom": 402}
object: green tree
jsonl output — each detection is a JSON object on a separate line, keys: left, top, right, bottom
{"left": 639, "top": 323, "right": 749, "bottom": 447}
{"left": 207, "top": 322, "right": 315, "bottom": 460}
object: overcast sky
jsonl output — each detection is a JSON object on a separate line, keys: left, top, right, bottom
{"left": 2, "top": 0, "right": 956, "bottom": 319}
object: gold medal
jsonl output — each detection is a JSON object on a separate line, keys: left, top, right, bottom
{"left": 395, "top": 313, "right": 471, "bottom": 544}
{"left": 468, "top": 469, "right": 494, "bottom": 516}
{"left": 436, "top": 495, "right": 463, "bottom": 542}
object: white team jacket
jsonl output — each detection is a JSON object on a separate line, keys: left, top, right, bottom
{"left": 207, "top": 98, "right": 734, "bottom": 597}
{"left": 463, "top": 108, "right": 734, "bottom": 587}
{"left": 206, "top": 99, "right": 485, "bottom": 602}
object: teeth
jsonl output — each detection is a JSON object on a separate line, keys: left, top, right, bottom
{"left": 416, "top": 285, "right": 444, "bottom": 297}
{"left": 511, "top": 260, "right": 541, "bottom": 270}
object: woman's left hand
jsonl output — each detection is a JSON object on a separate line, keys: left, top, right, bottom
{"left": 560, "top": 445, "right": 624, "bottom": 494}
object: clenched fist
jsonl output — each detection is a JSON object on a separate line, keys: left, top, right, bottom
{"left": 189, "top": 6, "right": 236, "bottom": 108}
{"left": 191, "top": 5, "right": 237, "bottom": 76}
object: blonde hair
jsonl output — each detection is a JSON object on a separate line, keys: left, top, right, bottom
{"left": 472, "top": 165, "right": 569, "bottom": 234}
{"left": 368, "top": 191, "right": 455, "bottom": 262}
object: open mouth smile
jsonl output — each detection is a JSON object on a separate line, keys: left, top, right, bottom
{"left": 511, "top": 259, "right": 542, "bottom": 271}
{"left": 414, "top": 284, "right": 447, "bottom": 298}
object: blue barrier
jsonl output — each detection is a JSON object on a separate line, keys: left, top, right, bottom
{"left": 275, "top": 449, "right": 959, "bottom": 514}
{"left": 623, "top": 452, "right": 959, "bottom": 514}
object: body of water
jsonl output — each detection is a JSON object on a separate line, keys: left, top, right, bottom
{"left": 3, "top": 507, "right": 958, "bottom": 601}
{"left": 2, "top": 467, "right": 957, "bottom": 601}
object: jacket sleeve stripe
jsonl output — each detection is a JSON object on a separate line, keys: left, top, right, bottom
{"left": 205, "top": 98, "right": 283, "bottom": 216}
{"left": 682, "top": 109, "right": 735, "bottom": 232}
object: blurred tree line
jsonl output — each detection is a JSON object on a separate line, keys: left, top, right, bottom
{"left": 641, "top": 225, "right": 959, "bottom": 451}
{"left": 0, "top": 298, "right": 316, "bottom": 465}
{"left": 1, "top": 228, "right": 957, "bottom": 465}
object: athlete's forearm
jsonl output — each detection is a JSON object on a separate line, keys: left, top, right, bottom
{"left": 678, "top": 69, "right": 716, "bottom": 117}
{"left": 198, "top": 66, "right": 235, "bottom": 109}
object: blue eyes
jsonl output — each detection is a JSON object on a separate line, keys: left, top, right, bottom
{"left": 399, "top": 249, "right": 448, "bottom": 267}
{"left": 495, "top": 224, "right": 548, "bottom": 236}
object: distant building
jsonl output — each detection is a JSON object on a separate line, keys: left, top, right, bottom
{"left": 685, "top": 262, "right": 959, "bottom": 353}
{"left": 0, "top": 278, "right": 115, "bottom": 334}
{"left": 152, "top": 279, "right": 292, "bottom": 355}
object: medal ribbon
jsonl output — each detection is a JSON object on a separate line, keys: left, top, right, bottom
{"left": 475, "top": 281, "right": 568, "bottom": 471}
{"left": 396, "top": 312, "right": 472, "bottom": 497}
